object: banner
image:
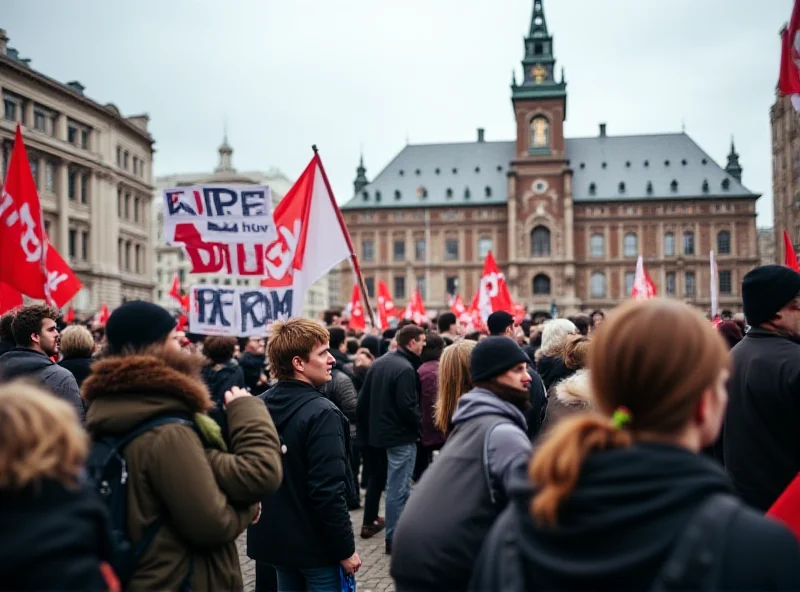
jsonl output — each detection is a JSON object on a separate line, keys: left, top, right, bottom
{"left": 631, "top": 255, "right": 656, "bottom": 300}
{"left": 478, "top": 251, "right": 513, "bottom": 322}
{"left": 163, "top": 184, "right": 275, "bottom": 245}
{"left": 189, "top": 285, "right": 294, "bottom": 337}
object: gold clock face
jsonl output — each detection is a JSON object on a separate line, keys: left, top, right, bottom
{"left": 531, "top": 64, "right": 547, "bottom": 84}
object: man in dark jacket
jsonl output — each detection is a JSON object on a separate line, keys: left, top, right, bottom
{"left": 239, "top": 336, "right": 268, "bottom": 393}
{"left": 0, "top": 311, "right": 15, "bottom": 357}
{"left": 487, "top": 311, "right": 547, "bottom": 440}
{"left": 201, "top": 336, "right": 247, "bottom": 444}
{"left": 357, "top": 325, "right": 425, "bottom": 554}
{"left": 249, "top": 318, "right": 361, "bottom": 590}
{"left": 724, "top": 265, "right": 800, "bottom": 512}
{"left": 0, "top": 304, "right": 83, "bottom": 421}
{"left": 328, "top": 326, "right": 354, "bottom": 378}
{"left": 322, "top": 364, "right": 361, "bottom": 509}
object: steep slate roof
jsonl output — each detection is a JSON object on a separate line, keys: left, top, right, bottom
{"left": 342, "top": 132, "right": 757, "bottom": 210}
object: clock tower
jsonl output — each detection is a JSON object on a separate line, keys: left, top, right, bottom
{"left": 507, "top": 0, "right": 578, "bottom": 311}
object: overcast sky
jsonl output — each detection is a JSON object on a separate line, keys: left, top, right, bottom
{"left": 4, "top": 0, "right": 791, "bottom": 228}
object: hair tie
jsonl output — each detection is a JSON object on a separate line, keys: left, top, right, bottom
{"left": 612, "top": 406, "right": 632, "bottom": 430}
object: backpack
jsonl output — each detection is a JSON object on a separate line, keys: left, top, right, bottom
{"left": 86, "top": 415, "right": 195, "bottom": 588}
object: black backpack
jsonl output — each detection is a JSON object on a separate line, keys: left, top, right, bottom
{"left": 86, "top": 415, "right": 195, "bottom": 587}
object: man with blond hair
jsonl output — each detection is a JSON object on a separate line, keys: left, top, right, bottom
{"left": 248, "top": 318, "right": 361, "bottom": 591}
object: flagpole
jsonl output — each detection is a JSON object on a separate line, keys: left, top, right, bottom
{"left": 311, "top": 145, "right": 377, "bottom": 329}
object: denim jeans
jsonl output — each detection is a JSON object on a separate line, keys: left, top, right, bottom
{"left": 385, "top": 442, "right": 417, "bottom": 541}
{"left": 274, "top": 565, "right": 341, "bottom": 592}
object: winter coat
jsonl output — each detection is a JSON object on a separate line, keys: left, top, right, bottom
{"left": 470, "top": 443, "right": 800, "bottom": 591}
{"left": 0, "top": 479, "right": 114, "bottom": 591}
{"left": 540, "top": 370, "right": 592, "bottom": 435}
{"left": 725, "top": 328, "right": 800, "bottom": 511}
{"left": 418, "top": 360, "right": 446, "bottom": 448}
{"left": 0, "top": 347, "right": 84, "bottom": 422}
{"left": 0, "top": 340, "right": 14, "bottom": 357}
{"left": 83, "top": 350, "right": 283, "bottom": 592}
{"left": 248, "top": 380, "right": 356, "bottom": 569}
{"left": 536, "top": 353, "right": 575, "bottom": 390}
{"left": 239, "top": 351, "right": 267, "bottom": 394}
{"left": 357, "top": 348, "right": 422, "bottom": 449}
{"left": 391, "top": 387, "right": 531, "bottom": 591}
{"left": 322, "top": 367, "right": 357, "bottom": 436}
{"left": 201, "top": 360, "right": 247, "bottom": 444}
{"left": 331, "top": 349, "right": 354, "bottom": 378}
{"left": 523, "top": 362, "right": 548, "bottom": 441}
{"left": 59, "top": 356, "right": 94, "bottom": 388}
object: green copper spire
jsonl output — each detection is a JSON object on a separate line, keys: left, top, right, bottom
{"left": 512, "top": 0, "right": 566, "bottom": 101}
{"left": 725, "top": 137, "right": 742, "bottom": 182}
{"left": 354, "top": 153, "right": 368, "bottom": 194}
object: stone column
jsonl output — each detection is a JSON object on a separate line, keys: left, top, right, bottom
{"left": 24, "top": 101, "right": 33, "bottom": 127}
{"left": 57, "top": 162, "right": 69, "bottom": 256}
{"left": 56, "top": 113, "right": 68, "bottom": 141}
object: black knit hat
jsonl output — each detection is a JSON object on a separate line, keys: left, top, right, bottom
{"left": 470, "top": 336, "right": 531, "bottom": 383}
{"left": 742, "top": 265, "right": 800, "bottom": 327}
{"left": 487, "top": 311, "right": 515, "bottom": 336}
{"left": 106, "top": 301, "right": 177, "bottom": 354}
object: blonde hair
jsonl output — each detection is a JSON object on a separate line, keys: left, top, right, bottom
{"left": 434, "top": 340, "right": 476, "bottom": 433}
{"left": 268, "top": 318, "right": 330, "bottom": 381}
{"left": 60, "top": 325, "right": 95, "bottom": 359}
{"left": 530, "top": 299, "right": 729, "bottom": 527}
{"left": 0, "top": 381, "right": 89, "bottom": 490}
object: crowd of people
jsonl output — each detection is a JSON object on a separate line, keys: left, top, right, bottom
{"left": 1, "top": 263, "right": 800, "bottom": 590}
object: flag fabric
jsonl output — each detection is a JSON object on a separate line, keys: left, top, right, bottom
{"left": 0, "top": 125, "right": 81, "bottom": 307}
{"left": 95, "top": 304, "right": 110, "bottom": 327}
{"left": 710, "top": 250, "right": 719, "bottom": 319}
{"left": 768, "top": 474, "right": 800, "bottom": 541}
{"left": 377, "top": 280, "right": 396, "bottom": 329}
{"left": 477, "top": 251, "right": 513, "bottom": 322}
{"left": 631, "top": 255, "right": 657, "bottom": 300}
{"left": 64, "top": 306, "right": 75, "bottom": 324}
{"left": 169, "top": 273, "right": 182, "bottom": 301}
{"left": 784, "top": 230, "right": 800, "bottom": 272}
{"left": 512, "top": 302, "right": 527, "bottom": 325}
{"left": 347, "top": 283, "right": 366, "bottom": 331}
{"left": 449, "top": 293, "right": 472, "bottom": 325}
{"left": 779, "top": 0, "right": 800, "bottom": 111}
{"left": 0, "top": 282, "right": 23, "bottom": 315}
{"left": 403, "top": 289, "right": 427, "bottom": 325}
{"left": 261, "top": 153, "right": 356, "bottom": 318}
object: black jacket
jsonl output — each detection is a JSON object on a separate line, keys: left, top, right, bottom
{"left": 239, "top": 351, "right": 266, "bottom": 394}
{"left": 471, "top": 443, "right": 800, "bottom": 592}
{"left": 0, "top": 340, "right": 14, "bottom": 357}
{"left": 248, "top": 380, "right": 355, "bottom": 568}
{"left": 724, "top": 328, "right": 800, "bottom": 511}
{"left": 523, "top": 363, "right": 547, "bottom": 441}
{"left": 201, "top": 361, "right": 246, "bottom": 443}
{"left": 330, "top": 349, "right": 354, "bottom": 379}
{"left": 536, "top": 354, "right": 574, "bottom": 390}
{"left": 0, "top": 347, "right": 84, "bottom": 421}
{"left": 59, "top": 356, "right": 94, "bottom": 388}
{"left": 0, "top": 479, "right": 114, "bottom": 591}
{"left": 357, "top": 348, "right": 422, "bottom": 449}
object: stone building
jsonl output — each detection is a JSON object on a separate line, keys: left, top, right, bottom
{"left": 0, "top": 28, "right": 155, "bottom": 310}
{"left": 770, "top": 92, "right": 800, "bottom": 263}
{"left": 338, "top": 0, "right": 760, "bottom": 315}
{"left": 759, "top": 227, "right": 776, "bottom": 267}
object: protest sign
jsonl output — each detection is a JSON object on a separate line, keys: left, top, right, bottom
{"left": 189, "top": 284, "right": 294, "bottom": 337}
{"left": 163, "top": 184, "right": 276, "bottom": 245}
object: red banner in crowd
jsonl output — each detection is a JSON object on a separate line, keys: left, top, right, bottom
{"left": 404, "top": 289, "right": 427, "bottom": 325}
{"left": 377, "top": 280, "right": 396, "bottom": 329}
{"left": 477, "top": 251, "right": 513, "bottom": 322}
{"left": 347, "top": 283, "right": 366, "bottom": 331}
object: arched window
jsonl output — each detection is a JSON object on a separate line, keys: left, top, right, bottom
{"left": 623, "top": 232, "right": 638, "bottom": 257}
{"left": 533, "top": 274, "right": 551, "bottom": 295}
{"left": 530, "top": 225, "right": 551, "bottom": 257}
{"left": 529, "top": 116, "right": 550, "bottom": 151}
{"left": 683, "top": 231, "right": 695, "bottom": 255}
{"left": 664, "top": 232, "right": 675, "bottom": 257}
{"left": 590, "top": 272, "right": 607, "bottom": 298}
{"left": 590, "top": 233, "right": 605, "bottom": 258}
{"left": 717, "top": 230, "right": 731, "bottom": 255}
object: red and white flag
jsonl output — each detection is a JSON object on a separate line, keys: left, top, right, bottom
{"left": 449, "top": 293, "right": 472, "bottom": 324}
{"left": 0, "top": 282, "right": 23, "bottom": 315}
{"left": 347, "top": 283, "right": 366, "bottom": 331}
{"left": 478, "top": 251, "right": 513, "bottom": 322}
{"left": 64, "top": 306, "right": 75, "bottom": 324}
{"left": 94, "top": 303, "right": 110, "bottom": 327}
{"left": 377, "top": 280, "right": 396, "bottom": 329}
{"left": 631, "top": 255, "right": 656, "bottom": 300}
{"left": 0, "top": 125, "right": 81, "bottom": 308}
{"left": 403, "top": 289, "right": 427, "bottom": 325}
{"left": 169, "top": 272, "right": 182, "bottom": 301}
{"left": 784, "top": 230, "right": 800, "bottom": 272}
{"left": 260, "top": 153, "right": 356, "bottom": 317}
{"left": 710, "top": 250, "right": 720, "bottom": 320}
{"left": 780, "top": 0, "right": 800, "bottom": 111}
{"left": 512, "top": 302, "right": 527, "bottom": 325}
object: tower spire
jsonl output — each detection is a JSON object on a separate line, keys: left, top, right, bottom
{"left": 512, "top": 0, "right": 566, "bottom": 104}
{"left": 215, "top": 124, "right": 235, "bottom": 173}
{"left": 354, "top": 152, "right": 368, "bottom": 194}
{"left": 725, "top": 135, "right": 742, "bottom": 182}
{"left": 529, "top": 0, "right": 549, "bottom": 38}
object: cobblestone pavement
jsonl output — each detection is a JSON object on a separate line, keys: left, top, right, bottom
{"left": 238, "top": 501, "right": 392, "bottom": 592}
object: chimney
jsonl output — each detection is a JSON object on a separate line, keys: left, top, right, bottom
{"left": 0, "top": 29, "right": 8, "bottom": 56}
{"left": 477, "top": 128, "right": 485, "bottom": 143}
{"left": 66, "top": 81, "right": 85, "bottom": 95}
{"left": 599, "top": 123, "right": 607, "bottom": 138}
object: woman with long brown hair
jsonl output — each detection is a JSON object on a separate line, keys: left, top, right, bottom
{"left": 433, "top": 339, "right": 476, "bottom": 436}
{"left": 471, "top": 299, "right": 800, "bottom": 591}
{"left": 0, "top": 382, "right": 118, "bottom": 591}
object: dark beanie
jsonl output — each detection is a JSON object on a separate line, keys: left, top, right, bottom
{"left": 487, "top": 311, "right": 515, "bottom": 335}
{"left": 742, "top": 265, "right": 800, "bottom": 327}
{"left": 106, "top": 301, "right": 177, "bottom": 354}
{"left": 470, "top": 336, "right": 531, "bottom": 383}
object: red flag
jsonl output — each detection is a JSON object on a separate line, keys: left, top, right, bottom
{"left": 169, "top": 272, "right": 182, "bottom": 301}
{"left": 403, "top": 289, "right": 427, "bottom": 325}
{"left": 478, "top": 251, "right": 513, "bottom": 322}
{"left": 95, "top": 304, "right": 110, "bottom": 327}
{"left": 177, "top": 314, "right": 188, "bottom": 332}
{"left": 779, "top": 1, "right": 800, "bottom": 110}
{"left": 784, "top": 230, "right": 800, "bottom": 271}
{"left": 631, "top": 255, "right": 657, "bottom": 300}
{"left": 768, "top": 474, "right": 800, "bottom": 541}
{"left": 449, "top": 293, "right": 472, "bottom": 325}
{"left": 64, "top": 306, "right": 75, "bottom": 324}
{"left": 512, "top": 302, "right": 526, "bottom": 325}
{"left": 179, "top": 293, "right": 190, "bottom": 313}
{"left": 0, "top": 125, "right": 81, "bottom": 307}
{"left": 347, "top": 283, "right": 366, "bottom": 331}
{"left": 377, "top": 280, "right": 396, "bottom": 329}
{"left": 0, "top": 282, "right": 23, "bottom": 315}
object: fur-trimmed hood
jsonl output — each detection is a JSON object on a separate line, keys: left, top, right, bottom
{"left": 553, "top": 370, "right": 592, "bottom": 407}
{"left": 83, "top": 348, "right": 213, "bottom": 436}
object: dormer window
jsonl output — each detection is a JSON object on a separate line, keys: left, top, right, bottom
{"left": 702, "top": 179, "right": 709, "bottom": 193}
{"left": 721, "top": 178, "right": 730, "bottom": 190}
{"left": 665, "top": 160, "right": 671, "bottom": 167}
{"left": 497, "top": 165, "right": 503, "bottom": 172}
{"left": 485, "top": 186, "right": 492, "bottom": 198}
{"left": 362, "top": 191, "right": 369, "bottom": 201}
{"left": 670, "top": 180, "right": 678, "bottom": 193}
{"left": 435, "top": 168, "right": 441, "bottom": 175}
{"left": 701, "top": 158, "right": 708, "bottom": 165}
{"left": 625, "top": 161, "right": 631, "bottom": 168}
{"left": 415, "top": 168, "right": 421, "bottom": 175}
{"left": 446, "top": 188, "right": 453, "bottom": 199}
{"left": 646, "top": 181, "right": 653, "bottom": 195}
{"left": 394, "top": 190, "right": 401, "bottom": 200}
{"left": 601, "top": 162, "right": 607, "bottom": 169}
{"left": 644, "top": 160, "right": 650, "bottom": 167}
{"left": 375, "top": 191, "right": 382, "bottom": 202}
{"left": 475, "top": 166, "right": 480, "bottom": 173}
{"left": 580, "top": 163, "right": 586, "bottom": 169}
{"left": 452, "top": 167, "right": 458, "bottom": 174}
{"left": 464, "top": 187, "right": 471, "bottom": 199}
{"left": 589, "top": 182, "right": 596, "bottom": 196}
{"left": 681, "top": 159, "right": 688, "bottom": 166}
{"left": 399, "top": 170, "right": 405, "bottom": 176}
{"left": 618, "top": 182, "right": 626, "bottom": 194}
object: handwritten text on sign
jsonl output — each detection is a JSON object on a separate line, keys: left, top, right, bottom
{"left": 163, "top": 184, "right": 276, "bottom": 245}
{"left": 189, "top": 285, "right": 293, "bottom": 337}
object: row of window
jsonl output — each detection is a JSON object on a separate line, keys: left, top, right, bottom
{"left": 586, "top": 270, "right": 732, "bottom": 299}
{"left": 117, "top": 239, "right": 147, "bottom": 275}
{"left": 116, "top": 146, "right": 146, "bottom": 178}
{"left": 4, "top": 91, "right": 91, "bottom": 149}
{"left": 117, "top": 188, "right": 146, "bottom": 224}
{"left": 363, "top": 236, "right": 494, "bottom": 263}
{"left": 586, "top": 178, "right": 728, "bottom": 197}
{"left": 362, "top": 186, "right": 495, "bottom": 202}
{"left": 588, "top": 230, "right": 731, "bottom": 258}
{"left": 67, "top": 228, "right": 90, "bottom": 262}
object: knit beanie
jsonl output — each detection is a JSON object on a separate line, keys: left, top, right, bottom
{"left": 106, "top": 301, "right": 177, "bottom": 354}
{"left": 742, "top": 265, "right": 800, "bottom": 327}
{"left": 470, "top": 336, "right": 531, "bottom": 383}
